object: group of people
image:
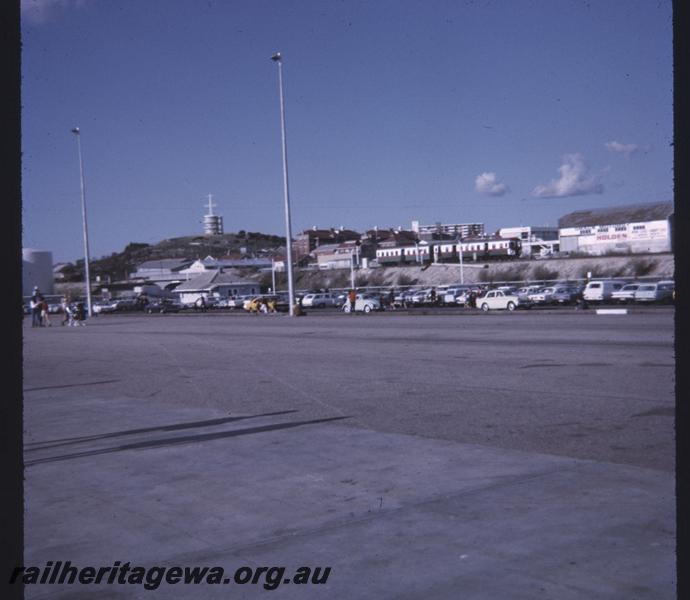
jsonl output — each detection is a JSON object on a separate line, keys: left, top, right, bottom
{"left": 29, "top": 288, "right": 51, "bottom": 328}
{"left": 28, "top": 287, "right": 86, "bottom": 327}
{"left": 247, "top": 297, "right": 278, "bottom": 314}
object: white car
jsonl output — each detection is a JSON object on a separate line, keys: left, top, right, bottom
{"left": 517, "top": 286, "right": 542, "bottom": 300}
{"left": 633, "top": 282, "right": 674, "bottom": 303}
{"left": 409, "top": 289, "right": 433, "bottom": 305}
{"left": 442, "top": 286, "right": 472, "bottom": 305}
{"left": 92, "top": 300, "right": 120, "bottom": 314}
{"left": 342, "top": 293, "right": 383, "bottom": 313}
{"left": 610, "top": 283, "right": 641, "bottom": 303}
{"left": 301, "top": 293, "right": 338, "bottom": 308}
{"left": 477, "top": 290, "right": 523, "bottom": 312}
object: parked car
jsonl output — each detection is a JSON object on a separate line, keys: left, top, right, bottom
{"left": 443, "top": 286, "right": 472, "bottom": 305}
{"left": 92, "top": 299, "right": 120, "bottom": 314}
{"left": 393, "top": 290, "right": 415, "bottom": 307}
{"left": 334, "top": 292, "right": 348, "bottom": 307}
{"left": 145, "top": 298, "right": 182, "bottom": 313}
{"left": 342, "top": 293, "right": 383, "bottom": 313}
{"left": 582, "top": 280, "right": 625, "bottom": 302}
{"left": 633, "top": 282, "right": 674, "bottom": 303}
{"left": 551, "top": 286, "right": 579, "bottom": 304}
{"left": 117, "top": 298, "right": 139, "bottom": 311}
{"left": 301, "top": 292, "right": 338, "bottom": 308}
{"left": 408, "top": 290, "right": 428, "bottom": 305}
{"left": 225, "top": 295, "right": 251, "bottom": 309}
{"left": 516, "top": 286, "right": 542, "bottom": 300}
{"left": 477, "top": 289, "right": 526, "bottom": 311}
{"left": 46, "top": 302, "right": 63, "bottom": 314}
{"left": 610, "top": 283, "right": 641, "bottom": 304}
{"left": 530, "top": 286, "right": 577, "bottom": 305}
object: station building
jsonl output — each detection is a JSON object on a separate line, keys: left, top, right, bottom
{"left": 558, "top": 201, "right": 673, "bottom": 256}
{"left": 498, "top": 226, "right": 559, "bottom": 257}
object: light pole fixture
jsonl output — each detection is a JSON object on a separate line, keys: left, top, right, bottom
{"left": 271, "top": 52, "right": 296, "bottom": 316}
{"left": 71, "top": 127, "right": 93, "bottom": 317}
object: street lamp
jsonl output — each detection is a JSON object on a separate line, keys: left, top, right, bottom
{"left": 71, "top": 127, "right": 93, "bottom": 317}
{"left": 458, "top": 237, "right": 464, "bottom": 284}
{"left": 271, "top": 52, "right": 296, "bottom": 316}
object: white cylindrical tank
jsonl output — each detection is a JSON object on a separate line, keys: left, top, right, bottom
{"left": 22, "top": 248, "right": 54, "bottom": 297}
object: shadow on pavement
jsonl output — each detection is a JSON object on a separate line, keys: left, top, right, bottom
{"left": 25, "top": 415, "right": 351, "bottom": 466}
{"left": 25, "top": 410, "right": 300, "bottom": 450}
{"left": 23, "top": 379, "right": 122, "bottom": 393}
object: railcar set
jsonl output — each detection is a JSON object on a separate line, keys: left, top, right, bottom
{"left": 376, "top": 236, "right": 523, "bottom": 266}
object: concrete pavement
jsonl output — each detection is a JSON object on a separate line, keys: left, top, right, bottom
{"left": 21, "top": 313, "right": 675, "bottom": 598}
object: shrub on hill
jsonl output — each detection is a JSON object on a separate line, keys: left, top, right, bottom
{"left": 532, "top": 264, "right": 560, "bottom": 281}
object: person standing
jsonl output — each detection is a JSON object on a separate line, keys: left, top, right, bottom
{"left": 61, "top": 297, "right": 74, "bottom": 326}
{"left": 347, "top": 289, "right": 357, "bottom": 314}
{"left": 30, "top": 287, "right": 43, "bottom": 327}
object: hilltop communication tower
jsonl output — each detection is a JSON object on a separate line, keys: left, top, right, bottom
{"left": 202, "top": 194, "right": 224, "bottom": 235}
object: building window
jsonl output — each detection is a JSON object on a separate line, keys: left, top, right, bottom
{"left": 633, "top": 225, "right": 646, "bottom": 231}
{"left": 598, "top": 227, "right": 609, "bottom": 233}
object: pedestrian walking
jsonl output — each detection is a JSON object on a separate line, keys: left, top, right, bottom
{"left": 74, "top": 302, "right": 87, "bottom": 326}
{"left": 40, "top": 298, "right": 51, "bottom": 327}
{"left": 61, "top": 297, "right": 74, "bottom": 326}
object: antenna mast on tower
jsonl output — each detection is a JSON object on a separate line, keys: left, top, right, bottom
{"left": 202, "top": 193, "right": 224, "bottom": 235}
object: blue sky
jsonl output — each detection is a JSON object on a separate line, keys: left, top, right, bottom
{"left": 21, "top": 0, "right": 673, "bottom": 263}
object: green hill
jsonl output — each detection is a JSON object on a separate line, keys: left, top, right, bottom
{"left": 63, "top": 232, "right": 286, "bottom": 282}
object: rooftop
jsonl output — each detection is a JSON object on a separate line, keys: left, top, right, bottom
{"left": 558, "top": 201, "right": 673, "bottom": 229}
{"left": 173, "top": 270, "right": 256, "bottom": 292}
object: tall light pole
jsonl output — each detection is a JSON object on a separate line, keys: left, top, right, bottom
{"left": 71, "top": 127, "right": 93, "bottom": 317}
{"left": 458, "top": 237, "right": 464, "bottom": 284}
{"left": 271, "top": 52, "right": 296, "bottom": 316}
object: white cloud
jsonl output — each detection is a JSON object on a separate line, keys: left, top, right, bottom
{"left": 21, "top": 0, "right": 92, "bottom": 24}
{"left": 474, "top": 172, "right": 509, "bottom": 197}
{"left": 605, "top": 141, "right": 639, "bottom": 157}
{"left": 532, "top": 154, "right": 604, "bottom": 198}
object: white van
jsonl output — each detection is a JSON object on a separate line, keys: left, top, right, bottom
{"left": 582, "top": 280, "right": 625, "bottom": 302}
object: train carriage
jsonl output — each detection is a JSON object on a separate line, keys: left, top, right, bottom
{"left": 376, "top": 236, "right": 522, "bottom": 266}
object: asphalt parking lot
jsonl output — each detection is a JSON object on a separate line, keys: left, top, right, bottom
{"left": 22, "top": 310, "right": 675, "bottom": 598}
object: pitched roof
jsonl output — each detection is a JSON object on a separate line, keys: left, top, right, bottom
{"left": 558, "top": 201, "right": 673, "bottom": 228}
{"left": 136, "top": 258, "right": 193, "bottom": 271}
{"left": 173, "top": 270, "right": 256, "bottom": 292}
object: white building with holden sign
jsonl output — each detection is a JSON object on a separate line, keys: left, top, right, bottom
{"left": 557, "top": 201, "right": 673, "bottom": 256}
